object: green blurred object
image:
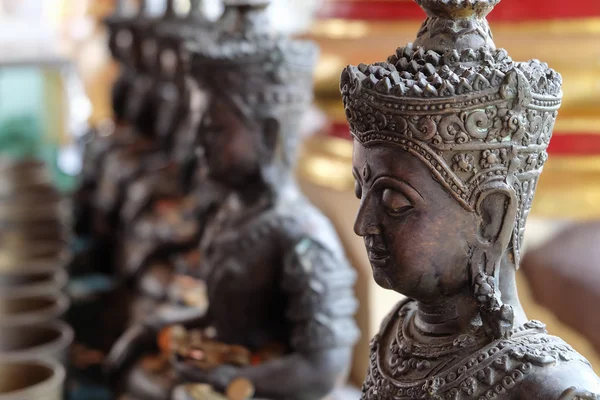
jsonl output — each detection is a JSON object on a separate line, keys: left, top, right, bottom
{"left": 0, "top": 114, "right": 43, "bottom": 159}
{"left": 0, "top": 65, "right": 87, "bottom": 193}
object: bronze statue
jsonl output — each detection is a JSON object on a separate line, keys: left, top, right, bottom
{"left": 116, "top": 0, "right": 215, "bottom": 289}
{"left": 73, "top": 0, "right": 138, "bottom": 240}
{"left": 340, "top": 0, "right": 600, "bottom": 398}
{"left": 73, "top": 0, "right": 169, "bottom": 273}
{"left": 93, "top": 0, "right": 178, "bottom": 233}
{"left": 105, "top": 1, "right": 360, "bottom": 399}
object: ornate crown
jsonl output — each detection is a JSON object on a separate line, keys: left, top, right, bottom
{"left": 104, "top": 0, "right": 136, "bottom": 28}
{"left": 157, "top": 0, "right": 210, "bottom": 42}
{"left": 188, "top": 0, "right": 318, "bottom": 112}
{"left": 340, "top": 0, "right": 562, "bottom": 263}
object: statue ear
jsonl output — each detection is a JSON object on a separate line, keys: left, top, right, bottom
{"left": 476, "top": 188, "right": 518, "bottom": 258}
{"left": 471, "top": 187, "right": 518, "bottom": 339}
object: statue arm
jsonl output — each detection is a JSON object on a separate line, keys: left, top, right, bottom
{"left": 231, "top": 238, "right": 360, "bottom": 399}
{"left": 174, "top": 238, "right": 360, "bottom": 399}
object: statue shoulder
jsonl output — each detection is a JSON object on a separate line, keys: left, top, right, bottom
{"left": 281, "top": 236, "right": 360, "bottom": 352}
{"left": 273, "top": 199, "right": 347, "bottom": 256}
{"left": 281, "top": 237, "right": 356, "bottom": 292}
{"left": 514, "top": 359, "right": 600, "bottom": 400}
{"left": 509, "top": 331, "right": 600, "bottom": 400}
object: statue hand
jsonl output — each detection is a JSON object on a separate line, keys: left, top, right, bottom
{"left": 172, "top": 357, "right": 238, "bottom": 392}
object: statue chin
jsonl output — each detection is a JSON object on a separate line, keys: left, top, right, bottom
{"left": 371, "top": 268, "right": 394, "bottom": 291}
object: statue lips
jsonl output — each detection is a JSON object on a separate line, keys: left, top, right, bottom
{"left": 366, "top": 245, "right": 390, "bottom": 269}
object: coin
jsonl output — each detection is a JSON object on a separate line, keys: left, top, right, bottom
{"left": 188, "top": 349, "right": 205, "bottom": 361}
{"left": 187, "top": 384, "right": 222, "bottom": 400}
{"left": 189, "top": 330, "right": 204, "bottom": 347}
{"left": 158, "top": 324, "right": 188, "bottom": 354}
{"left": 226, "top": 378, "right": 255, "bottom": 400}
{"left": 256, "top": 342, "right": 286, "bottom": 362}
{"left": 157, "top": 327, "right": 173, "bottom": 354}
{"left": 141, "top": 354, "right": 168, "bottom": 373}
{"left": 226, "top": 345, "right": 251, "bottom": 366}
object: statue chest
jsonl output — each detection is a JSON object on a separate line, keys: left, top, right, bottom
{"left": 362, "top": 301, "right": 583, "bottom": 400}
{"left": 199, "top": 212, "right": 289, "bottom": 332}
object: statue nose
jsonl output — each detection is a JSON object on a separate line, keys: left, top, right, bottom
{"left": 354, "top": 198, "right": 380, "bottom": 237}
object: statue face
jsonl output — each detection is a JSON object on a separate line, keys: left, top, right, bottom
{"left": 200, "top": 96, "right": 261, "bottom": 186}
{"left": 142, "top": 38, "right": 159, "bottom": 72}
{"left": 159, "top": 46, "right": 178, "bottom": 79}
{"left": 352, "top": 141, "right": 478, "bottom": 302}
{"left": 111, "top": 28, "right": 133, "bottom": 62}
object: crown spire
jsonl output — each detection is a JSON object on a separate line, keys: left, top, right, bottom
{"left": 415, "top": 0, "right": 500, "bottom": 19}
{"left": 137, "top": 0, "right": 149, "bottom": 16}
{"left": 188, "top": 0, "right": 204, "bottom": 19}
{"left": 164, "top": 0, "right": 177, "bottom": 18}
{"left": 105, "top": 0, "right": 136, "bottom": 25}
{"left": 223, "top": 0, "right": 270, "bottom": 7}
{"left": 219, "top": 0, "right": 272, "bottom": 38}
{"left": 113, "top": 0, "right": 127, "bottom": 15}
{"left": 413, "top": 0, "right": 499, "bottom": 53}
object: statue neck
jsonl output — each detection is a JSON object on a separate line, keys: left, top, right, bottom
{"left": 414, "top": 258, "right": 528, "bottom": 337}
{"left": 414, "top": 290, "right": 480, "bottom": 337}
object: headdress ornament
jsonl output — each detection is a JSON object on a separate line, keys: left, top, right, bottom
{"left": 340, "top": 0, "right": 562, "bottom": 263}
{"left": 188, "top": 0, "right": 319, "bottom": 112}
{"left": 157, "top": 0, "right": 211, "bottom": 40}
{"left": 104, "top": 0, "right": 137, "bottom": 28}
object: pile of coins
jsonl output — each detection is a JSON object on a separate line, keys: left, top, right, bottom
{"left": 0, "top": 159, "right": 72, "bottom": 398}
{"left": 159, "top": 325, "right": 252, "bottom": 370}
{"left": 160, "top": 325, "right": 287, "bottom": 369}
{"left": 168, "top": 274, "right": 208, "bottom": 310}
{"left": 180, "top": 377, "right": 255, "bottom": 400}
{"left": 155, "top": 325, "right": 288, "bottom": 399}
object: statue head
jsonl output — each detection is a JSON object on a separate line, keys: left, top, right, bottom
{"left": 156, "top": 0, "right": 210, "bottom": 83}
{"left": 105, "top": 0, "right": 137, "bottom": 65}
{"left": 189, "top": 0, "right": 318, "bottom": 189}
{"left": 341, "top": 0, "right": 562, "bottom": 338}
{"left": 151, "top": 2, "right": 212, "bottom": 148}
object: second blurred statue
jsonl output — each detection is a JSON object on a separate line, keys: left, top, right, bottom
{"left": 105, "top": 1, "right": 360, "bottom": 400}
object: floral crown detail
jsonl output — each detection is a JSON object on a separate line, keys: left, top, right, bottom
{"left": 340, "top": 0, "right": 562, "bottom": 264}
{"left": 189, "top": 0, "right": 318, "bottom": 110}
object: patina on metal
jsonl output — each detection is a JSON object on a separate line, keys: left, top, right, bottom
{"left": 104, "top": 1, "right": 360, "bottom": 399}
{"left": 340, "top": 0, "right": 600, "bottom": 398}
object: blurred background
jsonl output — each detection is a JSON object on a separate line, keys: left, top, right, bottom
{"left": 0, "top": 0, "right": 599, "bottom": 390}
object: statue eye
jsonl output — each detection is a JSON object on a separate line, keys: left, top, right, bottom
{"left": 381, "top": 188, "right": 413, "bottom": 217}
{"left": 354, "top": 181, "right": 362, "bottom": 199}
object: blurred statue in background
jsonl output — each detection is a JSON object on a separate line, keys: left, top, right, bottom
{"left": 73, "top": 0, "right": 138, "bottom": 242}
{"left": 340, "top": 0, "right": 600, "bottom": 398}
{"left": 73, "top": 0, "right": 172, "bottom": 274}
{"left": 105, "top": 1, "right": 360, "bottom": 399}
{"left": 116, "top": 0, "right": 218, "bottom": 307}
{"left": 92, "top": 0, "right": 179, "bottom": 253}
